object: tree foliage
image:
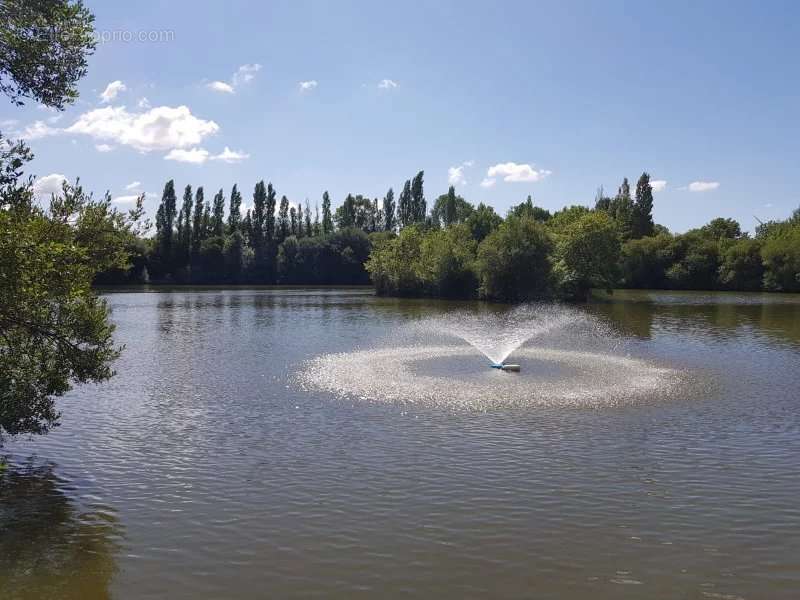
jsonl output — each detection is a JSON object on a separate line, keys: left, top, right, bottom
{"left": 0, "top": 0, "right": 95, "bottom": 109}
{"left": 1, "top": 167, "right": 145, "bottom": 437}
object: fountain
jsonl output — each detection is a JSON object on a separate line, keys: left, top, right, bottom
{"left": 299, "top": 304, "right": 682, "bottom": 409}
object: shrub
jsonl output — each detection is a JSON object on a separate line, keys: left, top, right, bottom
{"left": 553, "top": 211, "right": 621, "bottom": 300}
{"left": 475, "top": 216, "right": 554, "bottom": 302}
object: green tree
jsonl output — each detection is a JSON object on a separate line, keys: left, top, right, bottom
{"left": 700, "top": 217, "right": 743, "bottom": 241}
{"left": 1, "top": 170, "right": 146, "bottom": 437}
{"left": 290, "top": 205, "right": 298, "bottom": 236}
{"left": 176, "top": 184, "right": 193, "bottom": 266}
{"left": 718, "top": 238, "right": 764, "bottom": 291}
{"left": 411, "top": 170, "right": 426, "bottom": 223}
{"left": 761, "top": 226, "right": 800, "bottom": 291}
{"left": 227, "top": 184, "right": 241, "bottom": 233}
{"left": 278, "top": 195, "right": 290, "bottom": 241}
{"left": 620, "top": 234, "right": 674, "bottom": 288}
{"left": 366, "top": 226, "right": 425, "bottom": 295}
{"left": 0, "top": 0, "right": 95, "bottom": 109}
{"left": 334, "top": 194, "right": 376, "bottom": 231}
{"left": 665, "top": 232, "right": 721, "bottom": 290}
{"left": 432, "top": 187, "right": 474, "bottom": 227}
{"left": 211, "top": 188, "right": 225, "bottom": 238}
{"left": 398, "top": 179, "right": 413, "bottom": 228}
{"left": 417, "top": 224, "right": 478, "bottom": 297}
{"left": 632, "top": 172, "right": 655, "bottom": 239}
{"left": 154, "top": 180, "right": 177, "bottom": 269}
{"left": 475, "top": 216, "right": 554, "bottom": 302}
{"left": 250, "top": 180, "right": 266, "bottom": 249}
{"left": 304, "top": 199, "right": 312, "bottom": 237}
{"left": 191, "top": 186, "right": 205, "bottom": 258}
{"left": 554, "top": 211, "right": 621, "bottom": 300}
{"left": 383, "top": 187, "right": 396, "bottom": 231}
{"left": 265, "top": 182, "right": 276, "bottom": 245}
{"left": 546, "top": 205, "right": 591, "bottom": 233}
{"left": 321, "top": 191, "right": 333, "bottom": 234}
{"left": 609, "top": 177, "right": 634, "bottom": 240}
{"left": 465, "top": 203, "right": 502, "bottom": 242}
{"left": 509, "top": 195, "right": 551, "bottom": 222}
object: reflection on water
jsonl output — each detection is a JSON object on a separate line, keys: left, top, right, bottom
{"left": 0, "top": 460, "right": 122, "bottom": 600}
{"left": 591, "top": 290, "right": 800, "bottom": 347}
{"left": 1, "top": 287, "right": 799, "bottom": 599}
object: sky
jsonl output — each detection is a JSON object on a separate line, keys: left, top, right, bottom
{"left": 2, "top": 0, "right": 798, "bottom": 233}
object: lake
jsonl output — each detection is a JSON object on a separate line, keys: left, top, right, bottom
{"left": 2, "top": 288, "right": 799, "bottom": 599}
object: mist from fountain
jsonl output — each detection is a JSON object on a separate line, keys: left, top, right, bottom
{"left": 299, "top": 303, "right": 684, "bottom": 409}
{"left": 413, "top": 304, "right": 587, "bottom": 366}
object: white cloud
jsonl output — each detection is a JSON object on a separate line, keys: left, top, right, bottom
{"left": 95, "top": 143, "right": 114, "bottom": 152}
{"left": 16, "top": 120, "right": 59, "bottom": 140}
{"left": 164, "top": 147, "right": 210, "bottom": 164}
{"left": 650, "top": 179, "right": 667, "bottom": 192}
{"left": 125, "top": 181, "right": 141, "bottom": 190}
{"left": 211, "top": 146, "right": 250, "bottom": 163}
{"left": 0, "top": 118, "right": 18, "bottom": 129}
{"left": 448, "top": 160, "right": 474, "bottom": 186}
{"left": 487, "top": 162, "right": 551, "bottom": 183}
{"left": 207, "top": 81, "right": 235, "bottom": 94}
{"left": 137, "top": 97, "right": 151, "bottom": 109}
{"left": 232, "top": 64, "right": 261, "bottom": 87}
{"left": 66, "top": 105, "right": 219, "bottom": 152}
{"left": 299, "top": 80, "right": 318, "bottom": 91}
{"left": 688, "top": 181, "right": 720, "bottom": 192}
{"left": 206, "top": 64, "right": 262, "bottom": 95}
{"left": 32, "top": 173, "right": 66, "bottom": 198}
{"left": 378, "top": 79, "right": 398, "bottom": 89}
{"left": 100, "top": 80, "right": 126, "bottom": 103}
{"left": 480, "top": 178, "right": 496, "bottom": 188}
{"left": 164, "top": 145, "right": 250, "bottom": 165}
{"left": 113, "top": 194, "right": 142, "bottom": 204}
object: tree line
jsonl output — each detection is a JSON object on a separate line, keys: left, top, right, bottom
{"left": 104, "top": 171, "right": 433, "bottom": 285}
{"left": 367, "top": 173, "right": 800, "bottom": 301}
{"left": 106, "top": 172, "right": 800, "bottom": 300}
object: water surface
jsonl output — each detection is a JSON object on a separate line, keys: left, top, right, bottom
{"left": 2, "top": 288, "right": 799, "bottom": 599}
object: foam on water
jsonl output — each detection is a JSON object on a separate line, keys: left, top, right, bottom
{"left": 299, "top": 304, "right": 683, "bottom": 409}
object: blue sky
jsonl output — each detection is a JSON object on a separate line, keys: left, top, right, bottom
{"left": 2, "top": 0, "right": 798, "bottom": 232}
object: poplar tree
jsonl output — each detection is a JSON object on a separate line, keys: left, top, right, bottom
{"left": 278, "top": 195, "right": 290, "bottom": 241}
{"left": 304, "top": 199, "right": 313, "bottom": 237}
{"left": 155, "top": 179, "right": 177, "bottom": 263}
{"left": 444, "top": 185, "right": 457, "bottom": 227}
{"left": 633, "top": 172, "right": 655, "bottom": 239}
{"left": 609, "top": 177, "right": 634, "bottom": 241}
{"left": 228, "top": 183, "right": 242, "bottom": 233}
{"left": 383, "top": 187, "right": 395, "bottom": 232}
{"left": 191, "top": 186, "right": 205, "bottom": 257}
{"left": 411, "top": 170, "right": 426, "bottom": 223}
{"left": 202, "top": 201, "right": 211, "bottom": 238}
{"left": 178, "top": 184, "right": 193, "bottom": 264}
{"left": 398, "top": 179, "right": 412, "bottom": 228}
{"left": 211, "top": 188, "right": 225, "bottom": 237}
{"left": 251, "top": 181, "right": 266, "bottom": 250}
{"left": 296, "top": 204, "right": 303, "bottom": 237}
{"left": 265, "top": 183, "right": 276, "bottom": 244}
{"left": 321, "top": 191, "right": 333, "bottom": 234}
{"left": 290, "top": 206, "right": 298, "bottom": 236}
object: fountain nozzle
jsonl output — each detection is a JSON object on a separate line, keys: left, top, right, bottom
{"left": 491, "top": 363, "right": 521, "bottom": 372}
